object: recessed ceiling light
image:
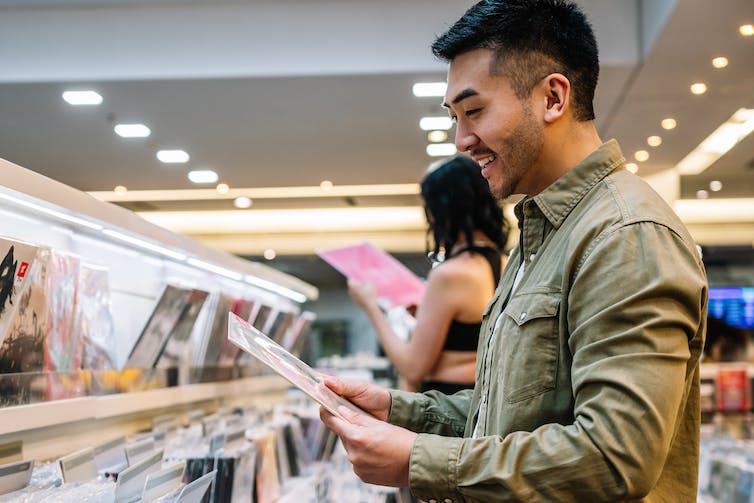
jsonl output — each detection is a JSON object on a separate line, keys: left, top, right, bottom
{"left": 647, "top": 136, "right": 662, "bottom": 147}
{"left": 426, "top": 143, "right": 457, "bottom": 157}
{"left": 62, "top": 90, "right": 102, "bottom": 105}
{"left": 712, "top": 57, "right": 729, "bottom": 69}
{"left": 216, "top": 183, "right": 230, "bottom": 194}
{"left": 156, "top": 150, "right": 189, "bottom": 164}
{"left": 696, "top": 190, "right": 709, "bottom": 199}
{"left": 234, "top": 196, "right": 252, "bottom": 209}
{"left": 263, "top": 248, "right": 276, "bottom": 260}
{"left": 412, "top": 82, "right": 447, "bottom": 97}
{"left": 634, "top": 150, "right": 650, "bottom": 162}
{"left": 114, "top": 185, "right": 128, "bottom": 194}
{"left": 690, "top": 83, "right": 707, "bottom": 95}
{"left": 188, "top": 170, "right": 218, "bottom": 184}
{"left": 114, "top": 123, "right": 151, "bottom": 138}
{"left": 420, "top": 116, "right": 453, "bottom": 131}
{"left": 709, "top": 180, "right": 723, "bottom": 192}
{"left": 740, "top": 24, "right": 754, "bottom": 36}
{"left": 320, "top": 180, "right": 334, "bottom": 191}
{"left": 625, "top": 163, "right": 639, "bottom": 173}
{"left": 661, "top": 118, "right": 677, "bottom": 130}
{"left": 428, "top": 130, "right": 448, "bottom": 143}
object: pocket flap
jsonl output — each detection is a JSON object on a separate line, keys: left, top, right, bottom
{"left": 504, "top": 292, "right": 561, "bottom": 326}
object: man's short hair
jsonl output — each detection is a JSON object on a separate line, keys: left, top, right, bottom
{"left": 432, "top": 0, "right": 599, "bottom": 121}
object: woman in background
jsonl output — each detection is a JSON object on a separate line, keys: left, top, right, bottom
{"left": 348, "top": 156, "right": 509, "bottom": 393}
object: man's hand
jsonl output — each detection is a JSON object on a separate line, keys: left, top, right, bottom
{"left": 323, "top": 376, "right": 391, "bottom": 421}
{"left": 320, "top": 404, "right": 417, "bottom": 487}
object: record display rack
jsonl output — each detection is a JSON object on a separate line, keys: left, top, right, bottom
{"left": 0, "top": 156, "right": 317, "bottom": 461}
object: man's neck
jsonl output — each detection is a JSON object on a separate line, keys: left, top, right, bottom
{"left": 531, "top": 121, "right": 603, "bottom": 195}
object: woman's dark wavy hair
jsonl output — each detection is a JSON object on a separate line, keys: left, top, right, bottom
{"left": 431, "top": 0, "right": 599, "bottom": 122}
{"left": 421, "top": 156, "right": 509, "bottom": 259}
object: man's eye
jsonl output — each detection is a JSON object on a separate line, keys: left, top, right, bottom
{"left": 465, "top": 108, "right": 480, "bottom": 117}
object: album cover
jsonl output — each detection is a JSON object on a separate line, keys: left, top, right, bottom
{"left": 250, "top": 429, "right": 280, "bottom": 503}
{"left": 317, "top": 241, "right": 426, "bottom": 308}
{"left": 76, "top": 263, "right": 117, "bottom": 370}
{"left": 0, "top": 246, "right": 50, "bottom": 375}
{"left": 44, "top": 251, "right": 81, "bottom": 372}
{"left": 156, "top": 289, "right": 210, "bottom": 368}
{"left": 125, "top": 284, "right": 205, "bottom": 369}
{"left": 268, "top": 310, "right": 296, "bottom": 346}
{"left": 280, "top": 311, "right": 316, "bottom": 353}
{"left": 217, "top": 298, "right": 258, "bottom": 367}
{"left": 0, "top": 237, "right": 43, "bottom": 348}
{"left": 196, "top": 293, "right": 235, "bottom": 368}
{"left": 227, "top": 313, "right": 367, "bottom": 422}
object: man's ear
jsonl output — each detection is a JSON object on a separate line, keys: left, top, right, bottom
{"left": 541, "top": 73, "right": 570, "bottom": 123}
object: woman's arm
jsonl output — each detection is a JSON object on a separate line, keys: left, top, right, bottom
{"left": 349, "top": 265, "right": 462, "bottom": 383}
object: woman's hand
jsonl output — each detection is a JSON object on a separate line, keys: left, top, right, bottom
{"left": 348, "top": 279, "right": 379, "bottom": 311}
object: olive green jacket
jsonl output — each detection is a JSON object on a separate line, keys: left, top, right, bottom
{"left": 389, "top": 140, "right": 708, "bottom": 502}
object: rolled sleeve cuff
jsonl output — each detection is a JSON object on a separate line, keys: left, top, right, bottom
{"left": 388, "top": 389, "right": 430, "bottom": 430}
{"left": 410, "top": 433, "right": 464, "bottom": 502}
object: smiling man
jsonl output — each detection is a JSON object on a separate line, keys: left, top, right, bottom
{"left": 320, "top": 1, "right": 708, "bottom": 501}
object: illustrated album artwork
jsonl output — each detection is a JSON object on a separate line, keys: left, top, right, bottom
{"left": 317, "top": 241, "right": 426, "bottom": 308}
{"left": 125, "top": 284, "right": 209, "bottom": 369}
{"left": 226, "top": 312, "right": 367, "bottom": 422}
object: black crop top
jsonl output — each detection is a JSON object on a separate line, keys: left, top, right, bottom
{"left": 442, "top": 245, "right": 502, "bottom": 352}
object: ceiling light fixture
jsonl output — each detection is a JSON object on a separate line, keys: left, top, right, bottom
{"left": 696, "top": 190, "right": 709, "bottom": 199}
{"left": 661, "top": 118, "right": 677, "bottom": 130}
{"left": 709, "top": 180, "right": 723, "bottom": 192}
{"left": 188, "top": 170, "right": 219, "bottom": 184}
{"left": 634, "top": 150, "right": 650, "bottom": 162}
{"left": 690, "top": 83, "right": 707, "bottom": 95}
{"left": 676, "top": 108, "right": 754, "bottom": 175}
{"left": 427, "top": 130, "right": 448, "bottom": 143}
{"left": 420, "top": 117, "right": 453, "bottom": 131}
{"left": 740, "top": 24, "right": 754, "bottom": 36}
{"left": 156, "top": 150, "right": 189, "bottom": 164}
{"left": 263, "top": 249, "right": 276, "bottom": 260}
{"left": 234, "top": 196, "right": 252, "bottom": 209}
{"left": 114, "top": 185, "right": 128, "bottom": 195}
{"left": 647, "top": 136, "right": 662, "bottom": 147}
{"left": 114, "top": 123, "right": 151, "bottom": 138}
{"left": 426, "top": 143, "right": 457, "bottom": 157}
{"left": 62, "top": 90, "right": 103, "bottom": 106}
{"left": 216, "top": 183, "right": 230, "bottom": 194}
{"left": 412, "top": 82, "right": 447, "bottom": 97}
{"left": 320, "top": 180, "right": 334, "bottom": 192}
{"left": 712, "top": 57, "right": 729, "bottom": 69}
{"left": 625, "top": 163, "right": 639, "bottom": 174}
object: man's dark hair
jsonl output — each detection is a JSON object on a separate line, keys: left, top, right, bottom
{"left": 432, "top": 0, "right": 599, "bottom": 121}
{"left": 421, "top": 155, "right": 509, "bottom": 258}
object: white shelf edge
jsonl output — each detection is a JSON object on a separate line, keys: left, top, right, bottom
{"left": 0, "top": 375, "right": 289, "bottom": 436}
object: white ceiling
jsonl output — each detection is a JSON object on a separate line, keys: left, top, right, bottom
{"left": 0, "top": 0, "right": 752, "bottom": 271}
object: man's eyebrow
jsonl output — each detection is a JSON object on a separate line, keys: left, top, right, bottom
{"left": 442, "top": 88, "right": 479, "bottom": 109}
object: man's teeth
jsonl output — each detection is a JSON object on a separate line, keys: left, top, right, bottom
{"left": 477, "top": 155, "right": 496, "bottom": 168}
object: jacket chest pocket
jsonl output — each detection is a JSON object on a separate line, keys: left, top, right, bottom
{"left": 500, "top": 291, "right": 561, "bottom": 403}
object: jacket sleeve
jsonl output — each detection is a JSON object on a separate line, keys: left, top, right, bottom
{"left": 405, "top": 222, "right": 707, "bottom": 502}
{"left": 388, "top": 388, "right": 473, "bottom": 437}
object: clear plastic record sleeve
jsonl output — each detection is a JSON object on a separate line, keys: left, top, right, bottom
{"left": 227, "top": 312, "right": 368, "bottom": 423}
